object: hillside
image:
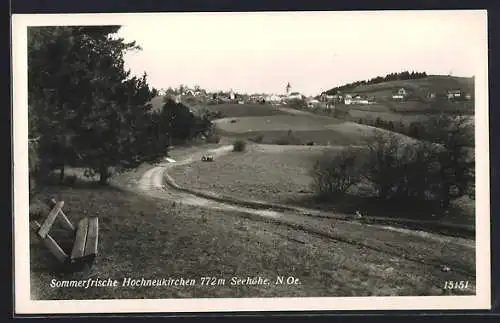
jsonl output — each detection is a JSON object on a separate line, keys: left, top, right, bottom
{"left": 325, "top": 75, "right": 474, "bottom": 101}
{"left": 334, "top": 75, "right": 473, "bottom": 100}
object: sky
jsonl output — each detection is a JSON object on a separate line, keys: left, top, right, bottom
{"left": 116, "top": 11, "right": 487, "bottom": 96}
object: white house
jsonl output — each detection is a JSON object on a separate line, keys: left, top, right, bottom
{"left": 266, "top": 94, "right": 282, "bottom": 104}
{"left": 392, "top": 88, "right": 407, "bottom": 100}
{"left": 447, "top": 89, "right": 463, "bottom": 100}
{"left": 344, "top": 94, "right": 353, "bottom": 105}
{"left": 344, "top": 94, "right": 372, "bottom": 105}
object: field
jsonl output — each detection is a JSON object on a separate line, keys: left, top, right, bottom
{"left": 347, "top": 109, "right": 429, "bottom": 125}
{"left": 168, "top": 143, "right": 474, "bottom": 230}
{"left": 330, "top": 102, "right": 474, "bottom": 130}
{"left": 213, "top": 115, "right": 384, "bottom": 146}
{"left": 203, "top": 103, "right": 290, "bottom": 118}
{"left": 334, "top": 103, "right": 391, "bottom": 113}
{"left": 214, "top": 115, "right": 341, "bottom": 133}
{"left": 30, "top": 175, "right": 475, "bottom": 299}
{"left": 169, "top": 144, "right": 327, "bottom": 205}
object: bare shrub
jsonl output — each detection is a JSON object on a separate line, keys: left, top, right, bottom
{"left": 63, "top": 174, "right": 78, "bottom": 186}
{"left": 233, "top": 140, "right": 247, "bottom": 152}
{"left": 310, "top": 147, "right": 364, "bottom": 200}
{"left": 361, "top": 130, "right": 403, "bottom": 200}
{"left": 360, "top": 130, "right": 444, "bottom": 212}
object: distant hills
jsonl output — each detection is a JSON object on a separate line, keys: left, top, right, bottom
{"left": 324, "top": 71, "right": 429, "bottom": 95}
{"left": 324, "top": 73, "right": 474, "bottom": 102}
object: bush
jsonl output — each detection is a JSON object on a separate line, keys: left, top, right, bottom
{"left": 360, "top": 130, "right": 444, "bottom": 204}
{"left": 233, "top": 140, "right": 247, "bottom": 152}
{"left": 360, "top": 131, "right": 413, "bottom": 199}
{"left": 310, "top": 147, "right": 364, "bottom": 200}
{"left": 63, "top": 174, "right": 78, "bottom": 186}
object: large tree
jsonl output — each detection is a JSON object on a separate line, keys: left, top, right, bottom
{"left": 28, "top": 26, "right": 163, "bottom": 185}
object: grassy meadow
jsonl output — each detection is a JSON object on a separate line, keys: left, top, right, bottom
{"left": 30, "top": 175, "right": 475, "bottom": 300}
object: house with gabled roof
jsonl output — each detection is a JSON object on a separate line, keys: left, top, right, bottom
{"left": 392, "top": 87, "right": 408, "bottom": 100}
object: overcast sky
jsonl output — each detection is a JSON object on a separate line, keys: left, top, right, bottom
{"left": 116, "top": 11, "right": 487, "bottom": 96}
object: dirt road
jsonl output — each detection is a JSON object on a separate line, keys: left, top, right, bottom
{"left": 136, "top": 144, "right": 474, "bottom": 249}
{"left": 128, "top": 142, "right": 477, "bottom": 296}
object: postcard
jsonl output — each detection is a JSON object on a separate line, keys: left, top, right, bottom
{"left": 12, "top": 10, "right": 490, "bottom": 314}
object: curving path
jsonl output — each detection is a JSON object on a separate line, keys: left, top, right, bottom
{"left": 136, "top": 144, "right": 474, "bottom": 250}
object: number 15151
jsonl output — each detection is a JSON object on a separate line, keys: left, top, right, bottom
{"left": 444, "top": 281, "right": 470, "bottom": 289}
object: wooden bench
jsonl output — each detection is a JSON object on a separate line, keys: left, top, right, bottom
{"left": 201, "top": 155, "right": 214, "bottom": 162}
{"left": 31, "top": 199, "right": 99, "bottom": 272}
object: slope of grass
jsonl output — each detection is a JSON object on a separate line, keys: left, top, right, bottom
{"left": 29, "top": 181, "right": 475, "bottom": 300}
{"left": 169, "top": 144, "right": 326, "bottom": 205}
{"left": 213, "top": 115, "right": 342, "bottom": 133}
{"left": 168, "top": 142, "right": 475, "bottom": 231}
{"left": 349, "top": 75, "right": 474, "bottom": 100}
{"left": 203, "top": 103, "right": 289, "bottom": 118}
{"left": 220, "top": 129, "right": 370, "bottom": 146}
{"left": 347, "top": 109, "right": 429, "bottom": 126}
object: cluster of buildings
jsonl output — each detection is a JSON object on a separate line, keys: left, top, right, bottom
{"left": 159, "top": 81, "right": 473, "bottom": 111}
{"left": 390, "top": 87, "right": 473, "bottom": 102}
{"left": 444, "top": 89, "right": 473, "bottom": 101}
{"left": 317, "top": 86, "right": 473, "bottom": 107}
{"left": 319, "top": 92, "right": 375, "bottom": 106}
{"left": 246, "top": 88, "right": 308, "bottom": 106}
{"left": 159, "top": 83, "right": 324, "bottom": 109}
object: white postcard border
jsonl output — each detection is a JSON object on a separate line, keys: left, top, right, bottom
{"left": 12, "top": 11, "right": 491, "bottom": 314}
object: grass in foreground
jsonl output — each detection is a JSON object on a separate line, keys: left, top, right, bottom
{"left": 29, "top": 180, "right": 475, "bottom": 300}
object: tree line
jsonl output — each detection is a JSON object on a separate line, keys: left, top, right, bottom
{"left": 28, "top": 26, "right": 213, "bottom": 193}
{"left": 324, "top": 71, "right": 428, "bottom": 95}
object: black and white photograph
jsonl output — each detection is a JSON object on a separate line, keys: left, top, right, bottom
{"left": 13, "top": 10, "right": 490, "bottom": 314}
